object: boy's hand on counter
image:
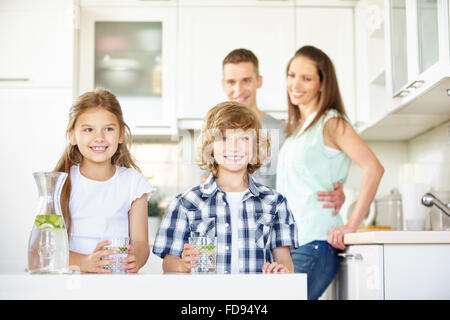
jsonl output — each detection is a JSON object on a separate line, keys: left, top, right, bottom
{"left": 261, "top": 262, "right": 290, "bottom": 274}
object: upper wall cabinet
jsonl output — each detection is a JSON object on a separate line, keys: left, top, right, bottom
{"left": 176, "top": 6, "right": 295, "bottom": 121}
{"left": 0, "top": 0, "right": 74, "bottom": 88}
{"left": 358, "top": 0, "right": 450, "bottom": 140}
{"left": 386, "top": 0, "right": 450, "bottom": 104}
{"left": 179, "top": 0, "right": 294, "bottom": 6}
{"left": 78, "top": 5, "right": 177, "bottom": 135}
{"left": 295, "top": 6, "right": 356, "bottom": 124}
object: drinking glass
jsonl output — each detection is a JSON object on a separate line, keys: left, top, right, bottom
{"left": 102, "top": 237, "right": 129, "bottom": 274}
{"left": 188, "top": 236, "right": 217, "bottom": 274}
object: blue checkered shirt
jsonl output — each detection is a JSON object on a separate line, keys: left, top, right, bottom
{"left": 152, "top": 173, "right": 298, "bottom": 274}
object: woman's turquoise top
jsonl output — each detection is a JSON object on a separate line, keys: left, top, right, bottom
{"left": 276, "top": 109, "right": 351, "bottom": 246}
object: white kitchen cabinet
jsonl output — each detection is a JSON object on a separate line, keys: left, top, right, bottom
{"left": 0, "top": 88, "right": 72, "bottom": 269}
{"left": 337, "top": 241, "right": 450, "bottom": 299}
{"left": 383, "top": 244, "right": 450, "bottom": 299}
{"left": 0, "top": 0, "right": 75, "bottom": 88}
{"left": 0, "top": 0, "right": 75, "bottom": 269}
{"left": 356, "top": 0, "right": 450, "bottom": 141}
{"left": 176, "top": 6, "right": 295, "bottom": 120}
{"left": 385, "top": 0, "right": 449, "bottom": 105}
{"left": 78, "top": 5, "right": 178, "bottom": 135}
{"left": 295, "top": 6, "right": 356, "bottom": 124}
{"left": 337, "top": 245, "right": 385, "bottom": 300}
{"left": 179, "top": 0, "right": 294, "bottom": 6}
{"left": 356, "top": 0, "right": 388, "bottom": 125}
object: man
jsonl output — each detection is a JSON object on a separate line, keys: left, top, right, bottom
{"left": 201, "top": 48, "right": 344, "bottom": 213}
{"left": 220, "top": 49, "right": 285, "bottom": 188}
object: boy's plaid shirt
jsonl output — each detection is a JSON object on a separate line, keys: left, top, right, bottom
{"left": 152, "top": 173, "right": 298, "bottom": 274}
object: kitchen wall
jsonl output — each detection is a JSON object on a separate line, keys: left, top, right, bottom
{"left": 346, "top": 120, "right": 450, "bottom": 198}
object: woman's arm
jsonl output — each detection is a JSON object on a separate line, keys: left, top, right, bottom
{"left": 325, "top": 118, "right": 384, "bottom": 249}
{"left": 127, "top": 194, "right": 150, "bottom": 272}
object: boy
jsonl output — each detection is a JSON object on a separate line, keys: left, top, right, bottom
{"left": 153, "top": 102, "right": 298, "bottom": 274}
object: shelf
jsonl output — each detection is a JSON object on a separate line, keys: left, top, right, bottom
{"left": 369, "top": 68, "right": 386, "bottom": 85}
{"left": 368, "top": 20, "right": 384, "bottom": 39}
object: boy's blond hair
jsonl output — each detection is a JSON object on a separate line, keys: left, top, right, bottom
{"left": 197, "top": 101, "right": 270, "bottom": 177}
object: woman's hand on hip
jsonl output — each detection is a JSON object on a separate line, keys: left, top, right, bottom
{"left": 317, "top": 182, "right": 345, "bottom": 216}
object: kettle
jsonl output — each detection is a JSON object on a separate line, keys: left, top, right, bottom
{"left": 375, "top": 188, "right": 403, "bottom": 230}
{"left": 341, "top": 186, "right": 376, "bottom": 227}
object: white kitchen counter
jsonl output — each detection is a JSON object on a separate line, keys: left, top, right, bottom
{"left": 344, "top": 231, "right": 450, "bottom": 245}
{"left": 0, "top": 271, "right": 307, "bottom": 300}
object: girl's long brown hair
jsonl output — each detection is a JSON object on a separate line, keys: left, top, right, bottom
{"left": 54, "top": 88, "right": 139, "bottom": 235}
{"left": 285, "top": 46, "right": 347, "bottom": 137}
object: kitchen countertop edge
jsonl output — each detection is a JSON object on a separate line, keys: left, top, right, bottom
{"left": 344, "top": 231, "right": 450, "bottom": 245}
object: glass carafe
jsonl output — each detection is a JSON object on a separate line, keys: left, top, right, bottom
{"left": 27, "top": 172, "right": 69, "bottom": 274}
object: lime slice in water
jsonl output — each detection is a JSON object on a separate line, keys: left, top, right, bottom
{"left": 34, "top": 214, "right": 65, "bottom": 229}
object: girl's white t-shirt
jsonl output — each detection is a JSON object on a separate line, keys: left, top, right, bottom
{"left": 225, "top": 190, "right": 248, "bottom": 274}
{"left": 69, "top": 165, "right": 154, "bottom": 255}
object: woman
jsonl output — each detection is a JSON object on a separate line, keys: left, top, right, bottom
{"left": 276, "top": 46, "right": 384, "bottom": 299}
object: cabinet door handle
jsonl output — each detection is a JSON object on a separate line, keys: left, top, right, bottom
{"left": 0, "top": 78, "right": 30, "bottom": 82}
{"left": 338, "top": 253, "right": 363, "bottom": 260}
{"left": 406, "top": 80, "right": 424, "bottom": 89}
{"left": 393, "top": 90, "right": 410, "bottom": 98}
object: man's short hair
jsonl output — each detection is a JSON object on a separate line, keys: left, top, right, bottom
{"left": 222, "top": 48, "right": 259, "bottom": 76}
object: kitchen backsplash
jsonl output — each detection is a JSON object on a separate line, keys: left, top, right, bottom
{"left": 346, "top": 120, "right": 450, "bottom": 198}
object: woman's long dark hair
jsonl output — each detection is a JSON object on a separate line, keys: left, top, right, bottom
{"left": 285, "top": 46, "right": 347, "bottom": 137}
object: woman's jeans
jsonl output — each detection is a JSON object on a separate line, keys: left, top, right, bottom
{"left": 291, "top": 240, "right": 341, "bottom": 300}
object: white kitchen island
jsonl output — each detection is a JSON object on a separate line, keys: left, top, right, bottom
{"left": 338, "top": 231, "right": 450, "bottom": 300}
{"left": 0, "top": 271, "right": 307, "bottom": 300}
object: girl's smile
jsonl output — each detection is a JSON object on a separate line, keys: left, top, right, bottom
{"left": 69, "top": 107, "right": 124, "bottom": 167}
{"left": 89, "top": 145, "right": 108, "bottom": 153}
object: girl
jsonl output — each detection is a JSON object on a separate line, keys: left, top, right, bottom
{"left": 54, "top": 88, "right": 153, "bottom": 273}
{"left": 277, "top": 46, "right": 384, "bottom": 299}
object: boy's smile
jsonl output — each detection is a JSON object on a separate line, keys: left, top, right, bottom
{"left": 213, "top": 129, "right": 254, "bottom": 175}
